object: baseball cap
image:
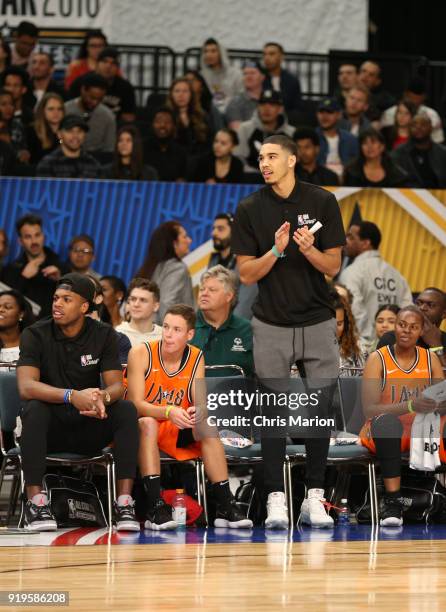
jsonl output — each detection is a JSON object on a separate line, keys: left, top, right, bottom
{"left": 258, "top": 90, "right": 283, "bottom": 105}
{"left": 317, "top": 97, "right": 341, "bottom": 112}
{"left": 56, "top": 273, "right": 95, "bottom": 304}
{"left": 60, "top": 115, "right": 89, "bottom": 132}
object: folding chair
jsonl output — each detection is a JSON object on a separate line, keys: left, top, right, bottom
{"left": 0, "top": 369, "right": 117, "bottom": 529}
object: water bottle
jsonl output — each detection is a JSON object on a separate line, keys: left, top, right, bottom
{"left": 172, "top": 489, "right": 187, "bottom": 529}
{"left": 337, "top": 498, "right": 350, "bottom": 525}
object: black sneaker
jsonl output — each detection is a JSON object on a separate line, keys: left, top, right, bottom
{"left": 24, "top": 500, "right": 57, "bottom": 531}
{"left": 214, "top": 500, "right": 253, "bottom": 529}
{"left": 113, "top": 500, "right": 140, "bottom": 532}
{"left": 380, "top": 496, "right": 404, "bottom": 527}
{"left": 144, "top": 499, "right": 178, "bottom": 531}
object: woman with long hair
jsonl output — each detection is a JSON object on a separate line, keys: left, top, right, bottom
{"left": 27, "top": 93, "right": 65, "bottom": 165}
{"left": 64, "top": 30, "right": 107, "bottom": 91}
{"left": 189, "top": 128, "right": 244, "bottom": 184}
{"left": 344, "top": 128, "right": 412, "bottom": 187}
{"left": 99, "top": 275, "right": 127, "bottom": 328}
{"left": 105, "top": 125, "right": 158, "bottom": 181}
{"left": 333, "top": 293, "right": 367, "bottom": 375}
{"left": 184, "top": 70, "right": 224, "bottom": 133}
{"left": 381, "top": 99, "right": 417, "bottom": 151}
{"left": 0, "top": 289, "right": 34, "bottom": 364}
{"left": 166, "top": 77, "right": 211, "bottom": 154}
{"left": 137, "top": 221, "right": 194, "bottom": 322}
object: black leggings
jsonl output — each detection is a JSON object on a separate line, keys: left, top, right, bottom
{"left": 20, "top": 400, "right": 139, "bottom": 486}
{"left": 370, "top": 413, "right": 446, "bottom": 479}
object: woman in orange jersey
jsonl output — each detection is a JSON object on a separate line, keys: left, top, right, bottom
{"left": 361, "top": 305, "right": 445, "bottom": 526}
{"left": 126, "top": 304, "right": 252, "bottom": 531}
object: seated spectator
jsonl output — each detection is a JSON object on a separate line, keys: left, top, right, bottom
{"left": 1, "top": 214, "right": 68, "bottom": 318}
{"left": 143, "top": 107, "right": 187, "bottom": 182}
{"left": 199, "top": 38, "right": 243, "bottom": 113}
{"left": 126, "top": 304, "right": 252, "bottom": 530}
{"left": 333, "top": 63, "right": 358, "bottom": 107}
{"left": 371, "top": 304, "right": 400, "bottom": 351}
{"left": 136, "top": 221, "right": 194, "bottom": 323}
{"left": 189, "top": 128, "right": 243, "bottom": 184}
{"left": 391, "top": 114, "right": 446, "bottom": 188}
{"left": 184, "top": 70, "right": 224, "bottom": 134}
{"left": 333, "top": 292, "right": 366, "bottom": 375}
{"left": 29, "top": 52, "right": 65, "bottom": 107}
{"left": 208, "top": 212, "right": 237, "bottom": 270}
{"left": 68, "top": 47, "right": 136, "bottom": 124}
{"left": 383, "top": 77, "right": 444, "bottom": 144}
{"left": 0, "top": 38, "right": 11, "bottom": 77}
{"left": 17, "top": 272, "right": 140, "bottom": 532}
{"left": 116, "top": 277, "right": 162, "bottom": 347}
{"left": 0, "top": 137, "right": 16, "bottom": 175}
{"left": 316, "top": 97, "right": 358, "bottom": 178}
{"left": 234, "top": 90, "right": 295, "bottom": 176}
{"left": 26, "top": 92, "right": 64, "bottom": 165}
{"left": 105, "top": 125, "right": 158, "bottom": 181}
{"left": 262, "top": 42, "right": 302, "bottom": 112}
{"left": 1, "top": 66, "right": 35, "bottom": 127}
{"left": 358, "top": 60, "right": 395, "bottom": 121}
{"left": 338, "top": 85, "right": 371, "bottom": 136}
{"left": 225, "top": 61, "right": 265, "bottom": 130}
{"left": 0, "top": 289, "right": 34, "bottom": 364}
{"left": 192, "top": 265, "right": 254, "bottom": 378}
{"left": 377, "top": 287, "right": 446, "bottom": 369}
{"left": 64, "top": 30, "right": 107, "bottom": 91}
{"left": 295, "top": 127, "right": 339, "bottom": 186}
{"left": 36, "top": 115, "right": 101, "bottom": 179}
{"left": 10, "top": 21, "right": 38, "bottom": 69}
{"left": 360, "top": 305, "right": 445, "bottom": 527}
{"left": 344, "top": 128, "right": 411, "bottom": 187}
{"left": 100, "top": 275, "right": 126, "bottom": 328}
{"left": 0, "top": 88, "right": 29, "bottom": 164}
{"left": 165, "top": 77, "right": 211, "bottom": 155}
{"left": 65, "top": 73, "right": 116, "bottom": 155}
{"left": 381, "top": 99, "right": 417, "bottom": 151}
{"left": 339, "top": 221, "right": 413, "bottom": 349}
{"left": 87, "top": 274, "right": 131, "bottom": 365}
{"left": 67, "top": 234, "right": 101, "bottom": 279}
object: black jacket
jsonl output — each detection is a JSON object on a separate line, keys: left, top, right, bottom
{"left": 391, "top": 140, "right": 446, "bottom": 188}
{"left": 344, "top": 156, "right": 413, "bottom": 187}
{"left": 263, "top": 69, "right": 302, "bottom": 111}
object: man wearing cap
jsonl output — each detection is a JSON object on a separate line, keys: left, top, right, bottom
{"left": 316, "top": 97, "right": 358, "bottom": 178}
{"left": 234, "top": 89, "right": 296, "bottom": 176}
{"left": 17, "top": 272, "right": 140, "bottom": 532}
{"left": 35, "top": 115, "right": 101, "bottom": 178}
{"left": 225, "top": 61, "right": 265, "bottom": 130}
{"left": 65, "top": 72, "right": 116, "bottom": 154}
{"left": 68, "top": 47, "right": 136, "bottom": 123}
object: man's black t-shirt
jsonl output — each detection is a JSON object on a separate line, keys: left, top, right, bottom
{"left": 17, "top": 316, "right": 122, "bottom": 390}
{"left": 231, "top": 181, "right": 346, "bottom": 327}
{"left": 377, "top": 330, "right": 446, "bottom": 352}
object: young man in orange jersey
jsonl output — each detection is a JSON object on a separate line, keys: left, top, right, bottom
{"left": 126, "top": 304, "right": 252, "bottom": 530}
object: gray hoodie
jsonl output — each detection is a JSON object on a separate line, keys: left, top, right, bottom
{"left": 200, "top": 41, "right": 243, "bottom": 113}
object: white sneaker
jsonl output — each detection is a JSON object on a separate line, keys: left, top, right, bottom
{"left": 265, "top": 492, "right": 289, "bottom": 530}
{"left": 300, "top": 488, "right": 334, "bottom": 529}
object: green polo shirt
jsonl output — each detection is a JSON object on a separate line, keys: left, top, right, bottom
{"left": 192, "top": 310, "right": 254, "bottom": 378}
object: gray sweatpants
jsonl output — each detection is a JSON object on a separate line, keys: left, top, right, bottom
{"left": 252, "top": 316, "right": 339, "bottom": 493}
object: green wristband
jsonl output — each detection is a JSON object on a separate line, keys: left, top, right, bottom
{"left": 271, "top": 245, "right": 285, "bottom": 258}
{"left": 407, "top": 400, "right": 415, "bottom": 414}
{"left": 165, "top": 405, "right": 174, "bottom": 420}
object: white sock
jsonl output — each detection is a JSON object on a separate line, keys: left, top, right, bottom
{"left": 31, "top": 492, "right": 48, "bottom": 506}
{"left": 117, "top": 494, "right": 133, "bottom": 507}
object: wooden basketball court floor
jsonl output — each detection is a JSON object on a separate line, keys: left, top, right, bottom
{"left": 0, "top": 525, "right": 445, "bottom": 611}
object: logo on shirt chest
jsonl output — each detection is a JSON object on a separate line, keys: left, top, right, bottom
{"left": 80, "top": 354, "right": 99, "bottom": 367}
{"left": 231, "top": 337, "right": 247, "bottom": 352}
{"left": 297, "top": 213, "right": 316, "bottom": 227}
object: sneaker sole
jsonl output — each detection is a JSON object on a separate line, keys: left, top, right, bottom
{"left": 116, "top": 521, "right": 141, "bottom": 532}
{"left": 25, "top": 521, "right": 57, "bottom": 532}
{"left": 264, "top": 518, "right": 289, "bottom": 530}
{"left": 214, "top": 518, "right": 253, "bottom": 529}
{"left": 144, "top": 519, "right": 178, "bottom": 531}
{"left": 380, "top": 517, "right": 403, "bottom": 527}
{"left": 300, "top": 512, "right": 334, "bottom": 529}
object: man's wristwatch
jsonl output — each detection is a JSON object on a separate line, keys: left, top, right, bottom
{"left": 103, "top": 391, "right": 111, "bottom": 405}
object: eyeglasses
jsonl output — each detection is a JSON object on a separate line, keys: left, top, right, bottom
{"left": 71, "top": 248, "right": 93, "bottom": 254}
